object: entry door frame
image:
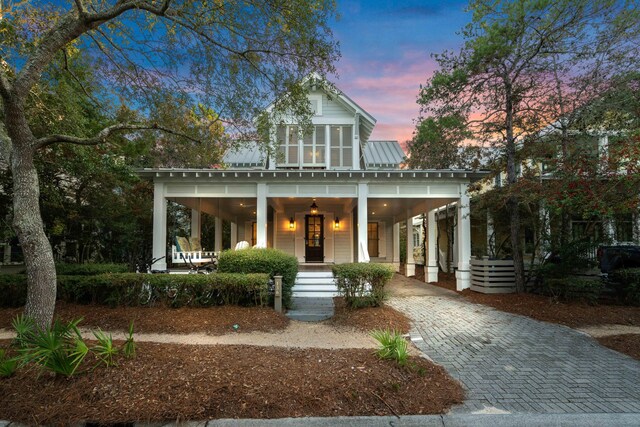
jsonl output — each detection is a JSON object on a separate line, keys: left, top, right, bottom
{"left": 305, "top": 214, "right": 324, "bottom": 262}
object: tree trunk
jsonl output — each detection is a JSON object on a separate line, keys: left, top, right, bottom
{"left": 504, "top": 80, "right": 526, "bottom": 293}
{"left": 5, "top": 99, "right": 57, "bottom": 329}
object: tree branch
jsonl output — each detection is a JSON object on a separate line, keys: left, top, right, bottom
{"left": 0, "top": 58, "right": 11, "bottom": 99}
{"left": 35, "top": 122, "right": 201, "bottom": 149}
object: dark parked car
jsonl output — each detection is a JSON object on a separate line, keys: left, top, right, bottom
{"left": 597, "top": 245, "right": 640, "bottom": 275}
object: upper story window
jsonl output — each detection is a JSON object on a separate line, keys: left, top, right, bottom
{"left": 330, "top": 125, "right": 353, "bottom": 168}
{"left": 277, "top": 125, "right": 299, "bottom": 166}
{"left": 303, "top": 126, "right": 326, "bottom": 166}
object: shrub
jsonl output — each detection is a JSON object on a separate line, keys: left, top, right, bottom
{"left": 609, "top": 268, "right": 640, "bottom": 306}
{"left": 55, "top": 263, "right": 129, "bottom": 276}
{"left": 0, "top": 273, "right": 270, "bottom": 308}
{"left": 332, "top": 263, "right": 394, "bottom": 308}
{"left": 0, "top": 274, "right": 27, "bottom": 307}
{"left": 545, "top": 277, "right": 603, "bottom": 305}
{"left": 371, "top": 329, "right": 408, "bottom": 366}
{"left": 217, "top": 248, "right": 298, "bottom": 308}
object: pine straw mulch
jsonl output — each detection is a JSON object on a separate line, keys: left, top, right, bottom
{"left": 596, "top": 334, "right": 640, "bottom": 360}
{"left": 327, "top": 297, "right": 411, "bottom": 334}
{"left": 0, "top": 301, "right": 290, "bottom": 335}
{"left": 0, "top": 342, "right": 464, "bottom": 425}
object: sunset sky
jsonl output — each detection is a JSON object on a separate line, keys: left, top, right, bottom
{"left": 330, "top": 0, "right": 470, "bottom": 144}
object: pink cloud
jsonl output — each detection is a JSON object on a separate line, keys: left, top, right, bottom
{"left": 334, "top": 52, "right": 439, "bottom": 145}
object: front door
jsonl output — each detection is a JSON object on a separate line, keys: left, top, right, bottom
{"left": 305, "top": 215, "right": 324, "bottom": 262}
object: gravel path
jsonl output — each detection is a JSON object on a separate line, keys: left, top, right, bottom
{"left": 0, "top": 321, "right": 378, "bottom": 350}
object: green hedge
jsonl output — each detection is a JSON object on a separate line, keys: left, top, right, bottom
{"left": 545, "top": 277, "right": 604, "bottom": 305}
{"left": 55, "top": 263, "right": 129, "bottom": 276}
{"left": 217, "top": 248, "right": 298, "bottom": 308}
{"left": 610, "top": 268, "right": 640, "bottom": 306}
{"left": 0, "top": 274, "right": 28, "bottom": 307}
{"left": 0, "top": 273, "right": 269, "bottom": 308}
{"left": 332, "top": 263, "right": 394, "bottom": 308}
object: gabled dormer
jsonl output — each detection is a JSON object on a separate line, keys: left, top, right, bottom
{"left": 268, "top": 75, "right": 376, "bottom": 171}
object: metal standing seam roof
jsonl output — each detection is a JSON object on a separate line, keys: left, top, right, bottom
{"left": 222, "top": 142, "right": 265, "bottom": 167}
{"left": 363, "top": 140, "right": 406, "bottom": 167}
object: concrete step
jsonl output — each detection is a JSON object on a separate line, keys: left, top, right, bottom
{"left": 296, "top": 271, "right": 334, "bottom": 278}
{"left": 295, "top": 277, "right": 336, "bottom": 286}
{"left": 286, "top": 297, "right": 335, "bottom": 322}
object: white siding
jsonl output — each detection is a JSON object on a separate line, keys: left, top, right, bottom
{"left": 334, "top": 214, "right": 353, "bottom": 263}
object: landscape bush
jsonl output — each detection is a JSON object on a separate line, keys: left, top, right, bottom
{"left": 609, "top": 268, "right": 640, "bottom": 306}
{"left": 0, "top": 273, "right": 269, "bottom": 308}
{"left": 55, "top": 263, "right": 129, "bottom": 276}
{"left": 544, "top": 277, "right": 604, "bottom": 305}
{"left": 332, "top": 263, "right": 394, "bottom": 308}
{"left": 217, "top": 248, "right": 298, "bottom": 308}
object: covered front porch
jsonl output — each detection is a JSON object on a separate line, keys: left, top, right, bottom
{"left": 141, "top": 169, "right": 485, "bottom": 291}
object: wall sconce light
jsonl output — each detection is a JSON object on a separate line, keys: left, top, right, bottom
{"left": 334, "top": 217, "right": 340, "bottom": 229}
{"left": 310, "top": 200, "right": 319, "bottom": 215}
{"left": 289, "top": 217, "right": 295, "bottom": 229}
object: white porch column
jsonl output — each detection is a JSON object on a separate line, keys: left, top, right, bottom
{"left": 633, "top": 209, "right": 640, "bottom": 244}
{"left": 230, "top": 222, "right": 238, "bottom": 249}
{"left": 456, "top": 186, "right": 471, "bottom": 291}
{"left": 214, "top": 217, "right": 223, "bottom": 252}
{"left": 427, "top": 209, "right": 438, "bottom": 283}
{"left": 603, "top": 218, "right": 615, "bottom": 243}
{"left": 405, "top": 215, "right": 415, "bottom": 277}
{"left": 256, "top": 183, "right": 268, "bottom": 247}
{"left": 392, "top": 222, "right": 400, "bottom": 272}
{"left": 152, "top": 182, "right": 168, "bottom": 270}
{"left": 191, "top": 206, "right": 201, "bottom": 239}
{"left": 357, "top": 182, "right": 369, "bottom": 262}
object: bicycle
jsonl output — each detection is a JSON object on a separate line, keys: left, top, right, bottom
{"left": 135, "top": 256, "right": 170, "bottom": 305}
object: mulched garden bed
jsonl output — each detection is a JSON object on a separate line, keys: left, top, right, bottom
{"left": 0, "top": 302, "right": 290, "bottom": 334}
{"left": 328, "top": 297, "right": 411, "bottom": 333}
{"left": 0, "top": 343, "right": 464, "bottom": 424}
{"left": 596, "top": 334, "right": 640, "bottom": 360}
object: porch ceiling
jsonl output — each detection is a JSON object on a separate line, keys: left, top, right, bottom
{"left": 171, "top": 195, "right": 459, "bottom": 224}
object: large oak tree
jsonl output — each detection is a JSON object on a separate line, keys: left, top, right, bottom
{"left": 0, "top": 0, "right": 338, "bottom": 327}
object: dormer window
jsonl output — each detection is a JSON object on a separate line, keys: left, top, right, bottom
{"left": 309, "top": 94, "right": 323, "bottom": 116}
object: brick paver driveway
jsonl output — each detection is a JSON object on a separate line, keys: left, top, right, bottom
{"left": 387, "top": 286, "right": 640, "bottom": 414}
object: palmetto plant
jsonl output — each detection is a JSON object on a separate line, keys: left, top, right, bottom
{"left": 370, "top": 329, "right": 409, "bottom": 366}
{"left": 0, "top": 349, "right": 18, "bottom": 378}
{"left": 123, "top": 321, "right": 136, "bottom": 359}
{"left": 16, "top": 318, "right": 89, "bottom": 377}
{"left": 92, "top": 329, "right": 118, "bottom": 367}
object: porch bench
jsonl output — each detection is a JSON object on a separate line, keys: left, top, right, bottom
{"left": 171, "top": 245, "right": 217, "bottom": 265}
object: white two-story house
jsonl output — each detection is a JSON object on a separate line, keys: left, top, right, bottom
{"left": 140, "top": 77, "right": 486, "bottom": 291}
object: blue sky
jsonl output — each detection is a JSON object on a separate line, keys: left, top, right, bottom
{"left": 330, "top": 0, "right": 470, "bottom": 144}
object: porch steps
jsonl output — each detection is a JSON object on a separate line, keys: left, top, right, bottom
{"left": 287, "top": 271, "right": 338, "bottom": 322}
{"left": 286, "top": 297, "right": 335, "bottom": 322}
{"left": 291, "top": 271, "right": 338, "bottom": 298}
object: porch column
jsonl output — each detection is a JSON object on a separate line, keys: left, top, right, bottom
{"left": 634, "top": 210, "right": 640, "bottom": 244}
{"left": 256, "top": 183, "right": 268, "bottom": 247}
{"left": 405, "top": 214, "right": 415, "bottom": 277}
{"left": 427, "top": 209, "right": 438, "bottom": 283}
{"left": 152, "top": 182, "right": 168, "bottom": 270}
{"left": 214, "top": 217, "right": 223, "bottom": 252}
{"left": 392, "top": 222, "right": 400, "bottom": 272}
{"left": 603, "top": 218, "right": 615, "bottom": 243}
{"left": 357, "top": 182, "right": 369, "bottom": 262}
{"left": 230, "top": 222, "right": 238, "bottom": 249}
{"left": 456, "top": 186, "right": 471, "bottom": 291}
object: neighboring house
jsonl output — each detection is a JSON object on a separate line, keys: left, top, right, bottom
{"left": 139, "top": 76, "right": 487, "bottom": 291}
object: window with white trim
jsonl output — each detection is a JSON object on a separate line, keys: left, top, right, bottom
{"left": 276, "top": 125, "right": 299, "bottom": 166}
{"left": 303, "top": 126, "right": 326, "bottom": 166}
{"left": 330, "top": 125, "right": 353, "bottom": 168}
{"left": 309, "top": 94, "right": 323, "bottom": 116}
